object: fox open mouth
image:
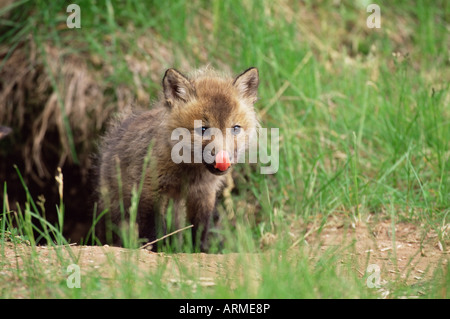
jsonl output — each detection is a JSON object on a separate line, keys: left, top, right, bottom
{"left": 204, "top": 162, "right": 231, "bottom": 175}
{"left": 202, "top": 150, "right": 232, "bottom": 175}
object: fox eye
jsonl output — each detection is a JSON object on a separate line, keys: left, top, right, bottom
{"left": 195, "top": 126, "right": 209, "bottom": 136}
{"left": 231, "top": 125, "right": 241, "bottom": 135}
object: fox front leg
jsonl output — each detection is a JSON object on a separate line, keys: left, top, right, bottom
{"left": 186, "top": 191, "right": 216, "bottom": 252}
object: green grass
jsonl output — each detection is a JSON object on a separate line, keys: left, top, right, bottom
{"left": 0, "top": 0, "right": 449, "bottom": 298}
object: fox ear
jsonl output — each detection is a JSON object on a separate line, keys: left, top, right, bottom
{"left": 163, "top": 68, "right": 194, "bottom": 105}
{"left": 233, "top": 67, "right": 259, "bottom": 103}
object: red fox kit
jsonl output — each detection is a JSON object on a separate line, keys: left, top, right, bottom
{"left": 96, "top": 67, "right": 259, "bottom": 251}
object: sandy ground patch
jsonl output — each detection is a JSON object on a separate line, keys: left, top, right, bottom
{"left": 1, "top": 217, "right": 448, "bottom": 297}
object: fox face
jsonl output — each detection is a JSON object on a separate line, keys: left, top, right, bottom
{"left": 163, "top": 67, "right": 260, "bottom": 175}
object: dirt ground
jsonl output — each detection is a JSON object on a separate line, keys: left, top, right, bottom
{"left": 304, "top": 216, "right": 448, "bottom": 285}
{"left": 1, "top": 215, "right": 448, "bottom": 297}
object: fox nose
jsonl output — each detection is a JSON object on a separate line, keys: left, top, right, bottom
{"left": 214, "top": 150, "right": 231, "bottom": 171}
